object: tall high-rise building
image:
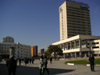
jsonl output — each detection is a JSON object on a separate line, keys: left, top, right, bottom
{"left": 59, "top": 0, "right": 91, "bottom": 40}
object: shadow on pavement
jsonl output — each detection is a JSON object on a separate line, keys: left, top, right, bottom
{"left": 0, "top": 64, "right": 74, "bottom": 75}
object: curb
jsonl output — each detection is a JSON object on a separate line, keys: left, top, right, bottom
{"left": 67, "top": 63, "right": 100, "bottom": 66}
{"left": 67, "top": 63, "right": 74, "bottom": 65}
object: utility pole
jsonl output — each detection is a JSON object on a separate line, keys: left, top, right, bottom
{"left": 88, "top": 40, "right": 93, "bottom": 54}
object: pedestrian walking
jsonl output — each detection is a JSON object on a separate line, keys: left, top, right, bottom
{"left": 6, "top": 56, "right": 17, "bottom": 75}
{"left": 19, "top": 58, "right": 21, "bottom": 65}
{"left": 43, "top": 56, "right": 49, "bottom": 75}
{"left": 89, "top": 54, "right": 95, "bottom": 71}
{"left": 39, "top": 58, "right": 44, "bottom": 75}
{"left": 32, "top": 58, "right": 34, "bottom": 64}
{"left": 29, "top": 58, "right": 32, "bottom": 64}
{"left": 24, "top": 58, "right": 28, "bottom": 66}
{"left": 50, "top": 57, "right": 52, "bottom": 64}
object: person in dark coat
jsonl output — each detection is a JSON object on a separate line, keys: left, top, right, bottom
{"left": 89, "top": 54, "right": 95, "bottom": 71}
{"left": 50, "top": 57, "right": 52, "bottom": 64}
{"left": 6, "top": 57, "right": 17, "bottom": 75}
{"left": 32, "top": 58, "right": 34, "bottom": 64}
{"left": 43, "top": 56, "right": 49, "bottom": 75}
{"left": 24, "top": 58, "right": 28, "bottom": 66}
{"left": 19, "top": 59, "right": 21, "bottom": 65}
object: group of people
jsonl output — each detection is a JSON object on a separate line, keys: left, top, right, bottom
{"left": 5, "top": 54, "right": 95, "bottom": 75}
{"left": 6, "top": 57, "right": 35, "bottom": 75}
{"left": 6, "top": 55, "right": 50, "bottom": 75}
{"left": 24, "top": 58, "right": 35, "bottom": 65}
{"left": 14, "top": 58, "right": 35, "bottom": 66}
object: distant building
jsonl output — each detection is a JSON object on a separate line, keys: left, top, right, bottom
{"left": 16, "top": 42, "right": 31, "bottom": 59}
{"left": 0, "top": 36, "right": 15, "bottom": 58}
{"left": 41, "top": 48, "right": 45, "bottom": 55}
{"left": 0, "top": 36, "right": 31, "bottom": 59}
{"left": 31, "top": 46, "right": 38, "bottom": 57}
{"left": 2, "top": 36, "right": 14, "bottom": 43}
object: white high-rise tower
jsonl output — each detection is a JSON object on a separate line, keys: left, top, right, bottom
{"left": 59, "top": 0, "right": 91, "bottom": 40}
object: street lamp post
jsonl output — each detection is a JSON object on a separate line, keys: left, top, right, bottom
{"left": 9, "top": 47, "right": 15, "bottom": 58}
{"left": 17, "top": 42, "right": 20, "bottom": 59}
{"left": 89, "top": 40, "right": 93, "bottom": 55}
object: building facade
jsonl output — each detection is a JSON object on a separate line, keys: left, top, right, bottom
{"left": 59, "top": 0, "right": 91, "bottom": 40}
{"left": 31, "top": 46, "right": 38, "bottom": 57}
{"left": 52, "top": 35, "right": 100, "bottom": 57}
{"left": 15, "top": 42, "right": 31, "bottom": 59}
{"left": 92, "top": 40, "right": 100, "bottom": 55}
{"left": 0, "top": 36, "right": 31, "bottom": 59}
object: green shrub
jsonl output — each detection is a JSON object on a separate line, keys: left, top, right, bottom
{"left": 65, "top": 60, "right": 89, "bottom": 64}
{"left": 95, "top": 58, "right": 100, "bottom": 64}
{"left": 65, "top": 58, "right": 100, "bottom": 64}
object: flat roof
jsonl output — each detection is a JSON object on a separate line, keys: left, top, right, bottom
{"left": 52, "top": 35, "right": 100, "bottom": 45}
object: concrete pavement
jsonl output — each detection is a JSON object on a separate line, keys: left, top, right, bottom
{"left": 0, "top": 60, "right": 100, "bottom": 75}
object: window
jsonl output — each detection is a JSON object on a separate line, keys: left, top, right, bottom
{"left": 92, "top": 42, "right": 99, "bottom": 45}
{"left": 92, "top": 46, "right": 99, "bottom": 49}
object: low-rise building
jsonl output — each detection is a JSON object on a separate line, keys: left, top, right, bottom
{"left": 52, "top": 35, "right": 100, "bottom": 57}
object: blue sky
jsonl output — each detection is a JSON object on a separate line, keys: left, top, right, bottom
{"left": 0, "top": 0, "right": 100, "bottom": 52}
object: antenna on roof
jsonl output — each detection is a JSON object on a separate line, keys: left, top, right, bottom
{"left": 66, "top": 0, "right": 75, "bottom": 1}
{"left": 67, "top": 0, "right": 71, "bottom": 1}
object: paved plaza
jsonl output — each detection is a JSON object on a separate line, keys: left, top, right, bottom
{"left": 0, "top": 60, "right": 100, "bottom": 75}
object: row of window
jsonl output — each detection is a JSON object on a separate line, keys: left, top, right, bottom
{"left": 59, "top": 40, "right": 99, "bottom": 50}
{"left": 67, "top": 15, "right": 89, "bottom": 19}
{"left": 68, "top": 27, "right": 91, "bottom": 31}
{"left": 67, "top": 17, "right": 90, "bottom": 21}
{"left": 92, "top": 46, "right": 99, "bottom": 49}
{"left": 67, "top": 12, "right": 89, "bottom": 16}
{"left": 67, "top": 7, "right": 89, "bottom": 11}
{"left": 67, "top": 20, "right": 90, "bottom": 24}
